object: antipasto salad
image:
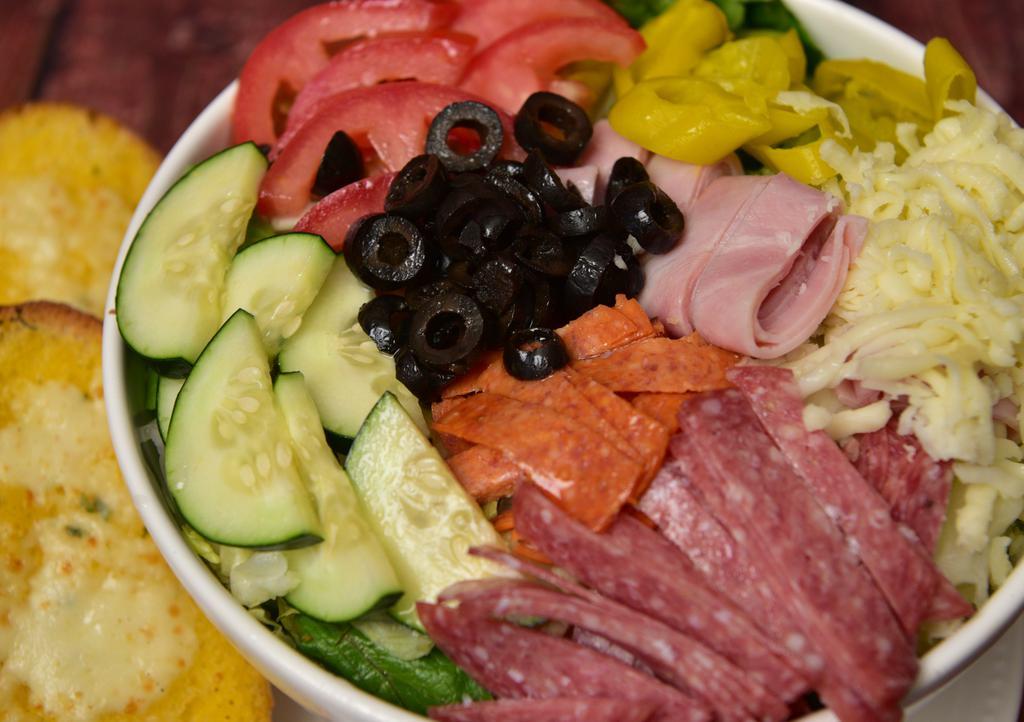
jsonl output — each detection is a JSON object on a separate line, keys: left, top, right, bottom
{"left": 116, "top": 1, "right": 1024, "bottom": 720}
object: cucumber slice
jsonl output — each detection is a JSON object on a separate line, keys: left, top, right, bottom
{"left": 156, "top": 374, "right": 185, "bottom": 440}
{"left": 345, "top": 393, "right": 507, "bottom": 630}
{"left": 274, "top": 373, "right": 403, "bottom": 622}
{"left": 116, "top": 143, "right": 267, "bottom": 371}
{"left": 222, "top": 233, "right": 335, "bottom": 356}
{"left": 165, "top": 310, "right": 321, "bottom": 549}
{"left": 278, "top": 257, "right": 425, "bottom": 442}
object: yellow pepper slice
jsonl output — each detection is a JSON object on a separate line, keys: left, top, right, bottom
{"left": 751, "top": 104, "right": 828, "bottom": 147}
{"left": 695, "top": 34, "right": 793, "bottom": 93}
{"left": 609, "top": 77, "right": 771, "bottom": 164}
{"left": 746, "top": 116, "right": 850, "bottom": 186}
{"left": 777, "top": 29, "right": 807, "bottom": 86}
{"left": 613, "top": 0, "right": 729, "bottom": 98}
{"left": 924, "top": 37, "right": 977, "bottom": 118}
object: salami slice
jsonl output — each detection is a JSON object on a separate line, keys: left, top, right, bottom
{"left": 447, "top": 446, "right": 528, "bottom": 503}
{"left": 512, "top": 483, "right": 807, "bottom": 701}
{"left": 417, "top": 602, "right": 711, "bottom": 722}
{"left": 728, "top": 366, "right": 972, "bottom": 629}
{"left": 429, "top": 697, "right": 659, "bottom": 722}
{"left": 432, "top": 393, "right": 641, "bottom": 530}
{"left": 676, "top": 389, "right": 916, "bottom": 714}
{"left": 852, "top": 419, "right": 954, "bottom": 554}
{"left": 441, "top": 578, "right": 786, "bottom": 722}
{"left": 571, "top": 335, "right": 739, "bottom": 393}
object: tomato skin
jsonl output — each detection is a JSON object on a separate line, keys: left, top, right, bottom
{"left": 260, "top": 82, "right": 519, "bottom": 218}
{"left": 460, "top": 18, "right": 645, "bottom": 114}
{"left": 451, "top": 0, "right": 627, "bottom": 50}
{"left": 286, "top": 31, "right": 477, "bottom": 135}
{"left": 232, "top": 0, "right": 458, "bottom": 147}
{"left": 294, "top": 173, "right": 395, "bottom": 251}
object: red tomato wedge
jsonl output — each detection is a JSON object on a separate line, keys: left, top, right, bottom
{"left": 231, "top": 0, "right": 458, "bottom": 147}
{"left": 260, "top": 82, "right": 518, "bottom": 218}
{"left": 294, "top": 172, "right": 395, "bottom": 251}
{"left": 286, "top": 31, "right": 477, "bottom": 135}
{"left": 450, "top": 0, "right": 627, "bottom": 50}
{"left": 460, "top": 18, "right": 645, "bottom": 113}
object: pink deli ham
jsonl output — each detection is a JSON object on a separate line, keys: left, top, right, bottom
{"left": 430, "top": 697, "right": 659, "bottom": 722}
{"left": 729, "top": 366, "right": 972, "bottom": 630}
{"left": 441, "top": 577, "right": 787, "bottom": 722}
{"left": 512, "top": 483, "right": 806, "bottom": 701}
{"left": 644, "top": 153, "right": 741, "bottom": 216}
{"left": 417, "top": 602, "right": 710, "bottom": 722}
{"left": 676, "top": 389, "right": 916, "bottom": 721}
{"left": 576, "top": 119, "right": 649, "bottom": 202}
{"left": 639, "top": 173, "right": 867, "bottom": 358}
{"left": 851, "top": 419, "right": 956, "bottom": 554}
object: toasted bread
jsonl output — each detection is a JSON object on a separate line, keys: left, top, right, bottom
{"left": 0, "top": 302, "right": 272, "bottom": 722}
{"left": 0, "top": 104, "right": 159, "bottom": 316}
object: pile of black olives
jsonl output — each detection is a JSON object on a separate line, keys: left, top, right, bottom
{"left": 349, "top": 93, "right": 686, "bottom": 401}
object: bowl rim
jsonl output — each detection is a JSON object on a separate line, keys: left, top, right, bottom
{"left": 102, "top": 1, "right": 1024, "bottom": 719}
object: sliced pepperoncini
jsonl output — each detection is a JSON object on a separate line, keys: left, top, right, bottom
{"left": 924, "top": 37, "right": 977, "bottom": 118}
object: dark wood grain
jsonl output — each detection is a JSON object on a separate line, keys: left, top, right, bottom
{"left": 0, "top": 0, "right": 65, "bottom": 108}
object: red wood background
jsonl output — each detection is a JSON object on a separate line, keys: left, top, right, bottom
{"left": 0, "top": 0, "right": 1020, "bottom": 717}
{"left": 0, "top": 0, "right": 1018, "bottom": 151}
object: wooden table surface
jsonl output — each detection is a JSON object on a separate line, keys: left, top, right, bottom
{"left": 0, "top": 0, "right": 1021, "bottom": 719}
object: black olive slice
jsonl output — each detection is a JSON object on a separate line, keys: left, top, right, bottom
{"left": 513, "top": 227, "right": 574, "bottom": 278}
{"left": 357, "top": 295, "right": 410, "bottom": 355}
{"left": 503, "top": 327, "right": 569, "bottom": 381}
{"left": 426, "top": 101, "right": 505, "bottom": 173}
{"left": 487, "top": 160, "right": 526, "bottom": 182}
{"left": 564, "top": 232, "right": 620, "bottom": 317}
{"left": 312, "top": 130, "right": 364, "bottom": 198}
{"left": 395, "top": 347, "right": 455, "bottom": 402}
{"left": 409, "top": 292, "right": 487, "bottom": 372}
{"left": 406, "top": 279, "right": 464, "bottom": 311}
{"left": 435, "top": 185, "right": 491, "bottom": 239}
{"left": 471, "top": 255, "right": 524, "bottom": 315}
{"left": 514, "top": 91, "right": 593, "bottom": 166}
{"left": 550, "top": 204, "right": 609, "bottom": 238}
{"left": 609, "top": 181, "right": 685, "bottom": 255}
{"left": 522, "top": 150, "right": 586, "bottom": 212}
{"left": 605, "top": 156, "right": 649, "bottom": 205}
{"left": 445, "top": 259, "right": 476, "bottom": 289}
{"left": 596, "top": 243, "right": 644, "bottom": 304}
{"left": 485, "top": 173, "right": 544, "bottom": 226}
{"left": 385, "top": 154, "right": 448, "bottom": 219}
{"left": 343, "top": 213, "right": 427, "bottom": 291}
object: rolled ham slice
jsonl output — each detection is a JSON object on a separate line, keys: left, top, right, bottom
{"left": 555, "top": 165, "right": 598, "bottom": 205}
{"left": 576, "top": 119, "right": 649, "bottom": 203}
{"left": 644, "top": 153, "right": 741, "bottom": 216}
{"left": 640, "top": 173, "right": 867, "bottom": 358}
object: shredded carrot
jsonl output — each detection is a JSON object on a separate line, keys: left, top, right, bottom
{"left": 492, "top": 510, "right": 516, "bottom": 533}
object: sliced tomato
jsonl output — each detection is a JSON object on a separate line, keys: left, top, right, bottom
{"left": 286, "top": 31, "right": 477, "bottom": 135}
{"left": 451, "top": 0, "right": 627, "bottom": 50}
{"left": 231, "top": 0, "right": 458, "bottom": 147}
{"left": 294, "top": 173, "right": 395, "bottom": 251}
{"left": 260, "top": 82, "right": 519, "bottom": 218}
{"left": 460, "top": 18, "right": 645, "bottom": 114}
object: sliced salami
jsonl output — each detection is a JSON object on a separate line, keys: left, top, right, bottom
{"left": 512, "top": 483, "right": 807, "bottom": 701}
{"left": 728, "top": 366, "right": 971, "bottom": 629}
{"left": 852, "top": 419, "right": 954, "bottom": 555}
{"left": 417, "top": 602, "right": 711, "bottom": 722}
{"left": 675, "top": 388, "right": 916, "bottom": 715}
{"left": 429, "top": 697, "right": 658, "bottom": 722}
{"left": 442, "top": 577, "right": 786, "bottom": 722}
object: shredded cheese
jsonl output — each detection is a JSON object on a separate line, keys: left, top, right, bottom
{"left": 784, "top": 101, "right": 1024, "bottom": 609}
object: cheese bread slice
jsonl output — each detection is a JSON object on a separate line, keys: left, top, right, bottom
{"left": 0, "top": 302, "right": 272, "bottom": 722}
{"left": 0, "top": 104, "right": 159, "bottom": 315}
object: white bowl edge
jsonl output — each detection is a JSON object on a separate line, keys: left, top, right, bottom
{"left": 101, "top": 2, "right": 1023, "bottom": 720}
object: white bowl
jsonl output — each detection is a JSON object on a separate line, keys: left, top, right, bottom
{"left": 102, "top": 1, "right": 1023, "bottom": 720}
